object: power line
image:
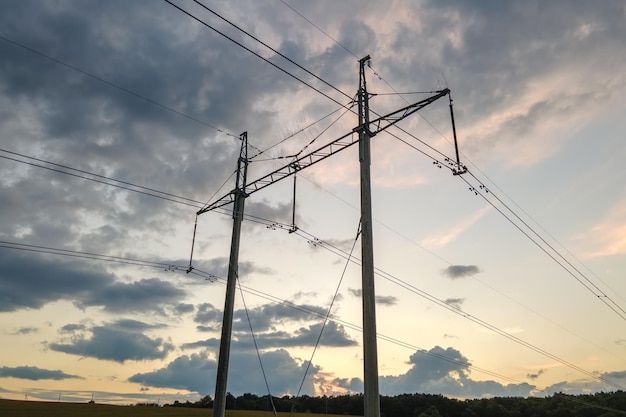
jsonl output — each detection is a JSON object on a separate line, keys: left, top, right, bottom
{"left": 276, "top": 0, "right": 425, "bottom": 113}
{"left": 280, "top": 226, "right": 624, "bottom": 391}
{"left": 192, "top": 0, "right": 353, "bottom": 102}
{"left": 4, "top": 143, "right": 622, "bottom": 389}
{"left": 177, "top": 268, "right": 556, "bottom": 390}
{"left": 162, "top": 0, "right": 351, "bottom": 111}
{"left": 457, "top": 171, "right": 626, "bottom": 321}
{"left": 5, "top": 1, "right": 620, "bottom": 399}
{"left": 248, "top": 102, "right": 354, "bottom": 161}
{"left": 0, "top": 240, "right": 191, "bottom": 273}
{"left": 7, "top": 145, "right": 623, "bottom": 372}
{"left": 277, "top": 0, "right": 358, "bottom": 59}
{"left": 0, "top": 237, "right": 530, "bottom": 389}
{"left": 467, "top": 159, "right": 626, "bottom": 306}
{"left": 7, "top": 143, "right": 621, "bottom": 364}
{"left": 3, "top": 216, "right": 622, "bottom": 393}
{"left": 387, "top": 113, "right": 626, "bottom": 322}
{"left": 0, "top": 148, "right": 208, "bottom": 207}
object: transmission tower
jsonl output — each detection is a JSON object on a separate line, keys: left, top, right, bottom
{"left": 191, "top": 56, "right": 463, "bottom": 417}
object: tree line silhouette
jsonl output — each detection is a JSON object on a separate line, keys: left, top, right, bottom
{"left": 164, "top": 391, "right": 626, "bottom": 416}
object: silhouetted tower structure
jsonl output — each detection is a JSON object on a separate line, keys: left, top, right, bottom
{"left": 192, "top": 56, "right": 462, "bottom": 417}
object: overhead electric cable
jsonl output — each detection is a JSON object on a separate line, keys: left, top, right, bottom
{"left": 0, "top": 148, "right": 240, "bottom": 218}
{"left": 192, "top": 270, "right": 526, "bottom": 387}
{"left": 277, "top": 0, "right": 358, "bottom": 59}
{"left": 6, "top": 145, "right": 622, "bottom": 383}
{"left": 162, "top": 0, "right": 350, "bottom": 111}
{"left": 467, "top": 160, "right": 626, "bottom": 305}
{"left": 0, "top": 238, "right": 520, "bottom": 389}
{"left": 0, "top": 34, "right": 238, "bottom": 139}
{"left": 292, "top": 104, "right": 354, "bottom": 159}
{"left": 0, "top": 240, "right": 192, "bottom": 273}
{"left": 1, "top": 148, "right": 206, "bottom": 205}
{"left": 276, "top": 0, "right": 404, "bottom": 98}
{"left": 236, "top": 274, "right": 278, "bottom": 416}
{"left": 281, "top": 227, "right": 624, "bottom": 390}
{"left": 249, "top": 101, "right": 355, "bottom": 161}
{"left": 457, "top": 172, "right": 626, "bottom": 321}
{"left": 192, "top": 0, "right": 353, "bottom": 102}
{"left": 0, "top": 153, "right": 203, "bottom": 209}
{"left": 293, "top": 221, "right": 361, "bottom": 403}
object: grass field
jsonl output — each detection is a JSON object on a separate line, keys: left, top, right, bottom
{"left": 0, "top": 399, "right": 340, "bottom": 417}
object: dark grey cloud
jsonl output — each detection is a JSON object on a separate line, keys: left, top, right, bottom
{"left": 527, "top": 369, "right": 546, "bottom": 380}
{"left": 0, "top": 251, "right": 114, "bottom": 312}
{"left": 245, "top": 321, "right": 357, "bottom": 349}
{"left": 194, "top": 303, "right": 222, "bottom": 325}
{"left": 375, "top": 0, "right": 626, "bottom": 163}
{"left": 231, "top": 303, "right": 327, "bottom": 333}
{"left": 602, "top": 370, "right": 626, "bottom": 380}
{"left": 59, "top": 323, "right": 87, "bottom": 333}
{"left": 129, "top": 349, "right": 318, "bottom": 396}
{"left": 0, "top": 0, "right": 327, "bottom": 262}
{"left": 332, "top": 377, "right": 364, "bottom": 394}
{"left": 48, "top": 321, "right": 174, "bottom": 363}
{"left": 10, "top": 327, "right": 38, "bottom": 336}
{"left": 185, "top": 320, "right": 356, "bottom": 349}
{"left": 1, "top": 0, "right": 624, "bottom": 402}
{"left": 181, "top": 338, "right": 220, "bottom": 351}
{"left": 193, "top": 258, "right": 272, "bottom": 280}
{"left": 442, "top": 265, "right": 480, "bottom": 279}
{"left": 77, "top": 277, "right": 186, "bottom": 314}
{"left": 175, "top": 303, "right": 195, "bottom": 314}
{"left": 444, "top": 298, "right": 465, "bottom": 309}
{"left": 245, "top": 200, "right": 293, "bottom": 226}
{"left": 129, "top": 353, "right": 215, "bottom": 394}
{"left": 375, "top": 295, "right": 398, "bottom": 306}
{"left": 347, "top": 288, "right": 398, "bottom": 306}
{"left": 0, "top": 366, "right": 81, "bottom": 381}
{"left": 379, "top": 346, "right": 535, "bottom": 397}
{"left": 0, "top": 251, "right": 187, "bottom": 313}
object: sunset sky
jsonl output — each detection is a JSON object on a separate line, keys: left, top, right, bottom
{"left": 1, "top": 0, "right": 626, "bottom": 406}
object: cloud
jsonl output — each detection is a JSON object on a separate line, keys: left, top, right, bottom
{"left": 175, "top": 303, "right": 195, "bottom": 314}
{"left": 48, "top": 320, "right": 174, "bottom": 363}
{"left": 77, "top": 278, "right": 186, "bottom": 313}
{"left": 0, "top": 251, "right": 114, "bottom": 312}
{"left": 0, "top": 251, "right": 188, "bottom": 314}
{"left": 583, "top": 197, "right": 626, "bottom": 258}
{"left": 185, "top": 320, "right": 356, "bottom": 349}
{"left": 193, "top": 303, "right": 222, "bottom": 326}
{"left": 379, "top": 346, "right": 535, "bottom": 398}
{"left": 1, "top": 0, "right": 625, "bottom": 404}
{"left": 374, "top": 295, "right": 398, "bottom": 306}
{"left": 347, "top": 288, "right": 398, "bottom": 306}
{"left": 541, "top": 370, "right": 626, "bottom": 396}
{"left": 249, "top": 321, "right": 357, "bottom": 348}
{"left": 245, "top": 200, "right": 293, "bottom": 226}
{"left": 59, "top": 323, "right": 87, "bottom": 333}
{"left": 232, "top": 303, "right": 327, "bottom": 333}
{"left": 444, "top": 298, "right": 465, "bottom": 309}
{"left": 10, "top": 327, "right": 39, "bottom": 335}
{"left": 527, "top": 369, "right": 546, "bottom": 380}
{"left": 420, "top": 206, "right": 490, "bottom": 249}
{"left": 129, "top": 349, "right": 319, "bottom": 396}
{"left": 0, "top": 366, "right": 81, "bottom": 381}
{"left": 442, "top": 265, "right": 480, "bottom": 279}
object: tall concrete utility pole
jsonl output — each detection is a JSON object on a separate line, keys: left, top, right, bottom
{"left": 212, "top": 132, "right": 248, "bottom": 417}
{"left": 357, "top": 55, "right": 381, "bottom": 417}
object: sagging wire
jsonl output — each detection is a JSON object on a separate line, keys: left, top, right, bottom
{"left": 236, "top": 273, "right": 278, "bottom": 416}
{"left": 289, "top": 220, "right": 362, "bottom": 415}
